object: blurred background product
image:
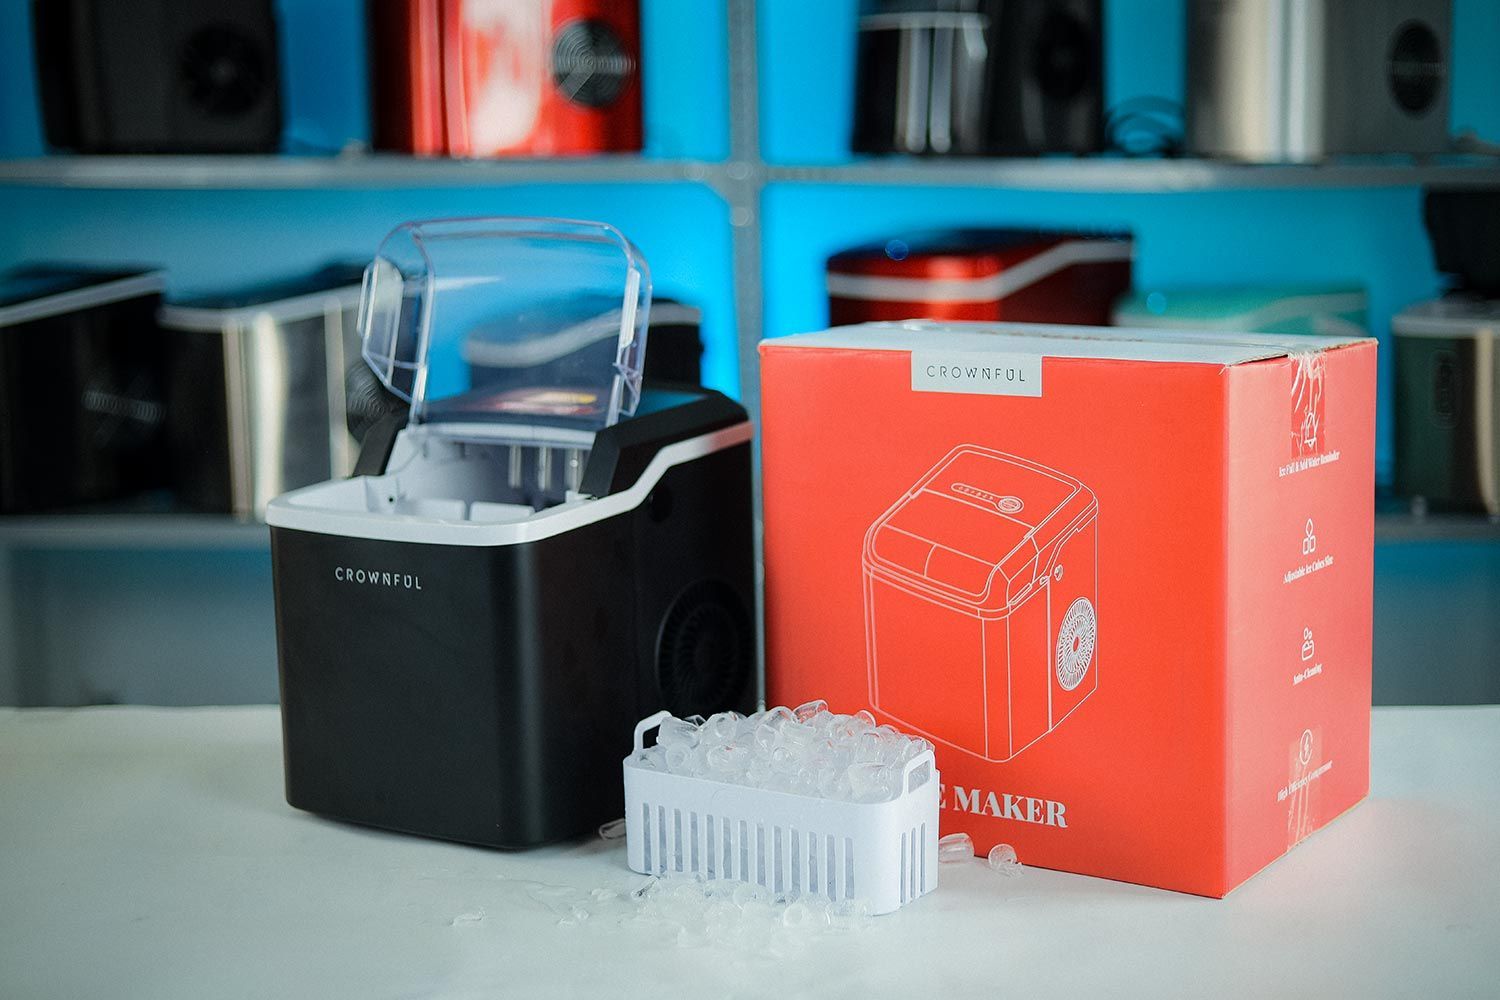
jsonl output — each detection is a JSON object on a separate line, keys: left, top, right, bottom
{"left": 1423, "top": 189, "right": 1500, "bottom": 298}
{"left": 0, "top": 267, "right": 169, "bottom": 513}
{"left": 1112, "top": 285, "right": 1369, "bottom": 337}
{"left": 851, "top": 0, "right": 1103, "bottom": 156}
{"left": 1185, "top": 0, "right": 1451, "bottom": 162}
{"left": 1392, "top": 301, "right": 1500, "bottom": 515}
{"left": 369, "top": 0, "right": 643, "bottom": 157}
{"left": 983, "top": 0, "right": 1104, "bottom": 155}
{"left": 158, "top": 264, "right": 378, "bottom": 519}
{"left": 827, "top": 228, "right": 1131, "bottom": 326}
{"left": 268, "top": 219, "right": 755, "bottom": 847}
{"left": 31, "top": 0, "right": 282, "bottom": 154}
{"left": 1393, "top": 188, "right": 1500, "bottom": 515}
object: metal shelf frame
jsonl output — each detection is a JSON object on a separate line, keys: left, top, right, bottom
{"left": 0, "top": 153, "right": 722, "bottom": 190}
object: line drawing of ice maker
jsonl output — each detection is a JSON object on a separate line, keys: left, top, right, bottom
{"left": 862, "top": 445, "right": 1099, "bottom": 762}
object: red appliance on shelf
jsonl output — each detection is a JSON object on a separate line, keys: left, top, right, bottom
{"left": 368, "top": 0, "right": 642, "bottom": 157}
{"left": 826, "top": 229, "right": 1132, "bottom": 327}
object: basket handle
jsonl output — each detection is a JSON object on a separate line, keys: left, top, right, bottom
{"left": 634, "top": 710, "right": 673, "bottom": 753}
{"left": 902, "top": 748, "right": 937, "bottom": 794}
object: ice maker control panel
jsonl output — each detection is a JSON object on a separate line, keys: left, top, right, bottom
{"left": 951, "top": 482, "right": 1024, "bottom": 515}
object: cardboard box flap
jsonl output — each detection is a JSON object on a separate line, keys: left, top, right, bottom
{"left": 762, "top": 320, "right": 1373, "bottom": 366}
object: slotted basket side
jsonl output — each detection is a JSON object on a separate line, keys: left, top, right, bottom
{"left": 622, "top": 711, "right": 939, "bottom": 915}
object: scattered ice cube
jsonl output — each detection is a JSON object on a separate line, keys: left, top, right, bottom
{"left": 598, "top": 817, "right": 627, "bottom": 840}
{"left": 987, "top": 843, "right": 1023, "bottom": 877}
{"left": 937, "top": 831, "right": 973, "bottom": 863}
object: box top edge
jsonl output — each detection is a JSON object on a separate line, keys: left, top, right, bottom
{"left": 759, "top": 321, "right": 1375, "bottom": 367}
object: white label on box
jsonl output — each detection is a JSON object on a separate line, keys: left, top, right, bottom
{"left": 911, "top": 351, "right": 1043, "bottom": 397}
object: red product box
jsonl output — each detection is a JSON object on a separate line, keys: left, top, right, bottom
{"left": 826, "top": 229, "right": 1133, "bottom": 328}
{"left": 369, "top": 0, "right": 642, "bottom": 157}
{"left": 760, "top": 321, "right": 1376, "bottom": 896}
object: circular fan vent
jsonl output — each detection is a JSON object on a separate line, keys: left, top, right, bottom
{"left": 657, "top": 580, "right": 751, "bottom": 718}
{"left": 179, "top": 24, "right": 271, "bottom": 117}
{"left": 551, "top": 20, "right": 635, "bottom": 108}
{"left": 1055, "top": 596, "right": 1096, "bottom": 692}
{"left": 1388, "top": 20, "right": 1444, "bottom": 116}
{"left": 1032, "top": 11, "right": 1095, "bottom": 102}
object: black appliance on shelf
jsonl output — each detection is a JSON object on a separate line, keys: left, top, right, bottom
{"left": 851, "top": 0, "right": 1104, "bottom": 156}
{"left": 0, "top": 266, "right": 169, "bottom": 514}
{"left": 266, "top": 219, "right": 756, "bottom": 848}
{"left": 1393, "top": 190, "right": 1500, "bottom": 515}
{"left": 32, "top": 0, "right": 282, "bottom": 153}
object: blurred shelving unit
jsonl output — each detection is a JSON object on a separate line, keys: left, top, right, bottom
{"left": 0, "top": 515, "right": 268, "bottom": 551}
{"left": 0, "top": 154, "right": 726, "bottom": 190}
{"left": 768, "top": 158, "right": 1500, "bottom": 193}
{"left": 1, "top": 0, "right": 1498, "bottom": 707}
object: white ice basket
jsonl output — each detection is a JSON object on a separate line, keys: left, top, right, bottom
{"left": 622, "top": 711, "right": 940, "bottom": 915}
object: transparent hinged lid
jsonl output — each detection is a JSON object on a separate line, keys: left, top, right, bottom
{"left": 360, "top": 217, "right": 651, "bottom": 444}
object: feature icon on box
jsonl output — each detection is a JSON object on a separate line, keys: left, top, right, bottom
{"left": 1301, "top": 628, "right": 1316, "bottom": 662}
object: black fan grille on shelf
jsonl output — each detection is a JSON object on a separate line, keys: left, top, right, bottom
{"left": 551, "top": 20, "right": 635, "bottom": 108}
{"left": 657, "top": 580, "right": 751, "bottom": 719}
{"left": 1388, "top": 20, "right": 1445, "bottom": 116}
{"left": 178, "top": 24, "right": 271, "bottom": 117}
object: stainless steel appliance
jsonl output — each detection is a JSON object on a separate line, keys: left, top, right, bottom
{"left": 1185, "top": 0, "right": 1451, "bottom": 162}
{"left": 851, "top": 0, "right": 1103, "bottom": 156}
{"left": 159, "top": 265, "right": 373, "bottom": 518}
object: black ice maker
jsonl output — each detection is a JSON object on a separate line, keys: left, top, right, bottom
{"left": 266, "top": 219, "right": 756, "bottom": 847}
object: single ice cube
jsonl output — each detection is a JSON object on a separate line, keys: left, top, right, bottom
{"left": 630, "top": 747, "right": 666, "bottom": 770}
{"left": 746, "top": 757, "right": 774, "bottom": 786}
{"left": 781, "top": 901, "right": 812, "bottom": 928}
{"left": 707, "top": 743, "right": 751, "bottom": 771}
{"left": 792, "top": 699, "right": 829, "bottom": 722}
{"left": 764, "top": 705, "right": 797, "bottom": 729}
{"left": 704, "top": 712, "right": 740, "bottom": 742}
{"left": 664, "top": 744, "right": 692, "bottom": 773}
{"left": 657, "top": 716, "right": 700, "bottom": 747}
{"left": 780, "top": 724, "right": 814, "bottom": 751}
{"left": 598, "top": 817, "right": 628, "bottom": 841}
{"left": 937, "top": 831, "right": 973, "bottom": 863}
{"left": 846, "top": 761, "right": 892, "bottom": 803}
{"left": 987, "top": 843, "right": 1023, "bottom": 877}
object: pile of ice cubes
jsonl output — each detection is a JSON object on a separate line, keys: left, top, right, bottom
{"left": 626, "top": 700, "right": 931, "bottom": 803}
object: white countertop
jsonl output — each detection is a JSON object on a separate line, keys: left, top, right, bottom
{"left": 1, "top": 705, "right": 1497, "bottom": 1000}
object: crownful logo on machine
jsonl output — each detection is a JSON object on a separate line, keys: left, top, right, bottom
{"left": 333, "top": 567, "right": 423, "bottom": 590}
